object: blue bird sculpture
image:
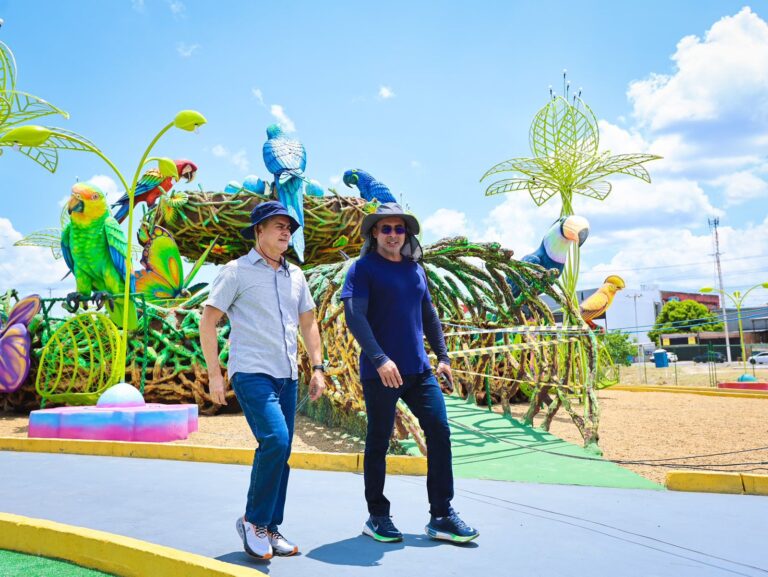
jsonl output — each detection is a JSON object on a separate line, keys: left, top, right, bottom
{"left": 510, "top": 215, "right": 590, "bottom": 297}
{"left": 343, "top": 169, "right": 397, "bottom": 204}
{"left": 262, "top": 124, "right": 307, "bottom": 261}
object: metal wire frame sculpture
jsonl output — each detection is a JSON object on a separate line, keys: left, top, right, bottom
{"left": 302, "top": 237, "right": 603, "bottom": 453}
{"left": 480, "top": 73, "right": 661, "bottom": 298}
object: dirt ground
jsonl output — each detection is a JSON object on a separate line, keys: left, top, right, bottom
{"left": 2, "top": 388, "right": 766, "bottom": 486}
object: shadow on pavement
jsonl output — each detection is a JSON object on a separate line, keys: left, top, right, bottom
{"left": 306, "top": 533, "right": 478, "bottom": 567}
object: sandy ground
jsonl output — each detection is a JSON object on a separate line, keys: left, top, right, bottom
{"left": 2, "top": 388, "right": 766, "bottom": 485}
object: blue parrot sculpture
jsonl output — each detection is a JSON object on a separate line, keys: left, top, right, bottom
{"left": 509, "top": 215, "right": 590, "bottom": 297}
{"left": 343, "top": 169, "right": 397, "bottom": 204}
{"left": 262, "top": 124, "right": 307, "bottom": 262}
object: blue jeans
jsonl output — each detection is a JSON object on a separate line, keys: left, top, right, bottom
{"left": 362, "top": 370, "right": 454, "bottom": 517}
{"left": 231, "top": 372, "right": 297, "bottom": 529}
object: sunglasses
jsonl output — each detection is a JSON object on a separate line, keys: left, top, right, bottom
{"left": 378, "top": 224, "right": 407, "bottom": 235}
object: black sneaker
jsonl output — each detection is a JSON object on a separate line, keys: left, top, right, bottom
{"left": 425, "top": 509, "right": 479, "bottom": 543}
{"left": 362, "top": 515, "right": 403, "bottom": 542}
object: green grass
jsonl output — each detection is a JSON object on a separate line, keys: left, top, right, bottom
{"left": 0, "top": 550, "right": 116, "bottom": 577}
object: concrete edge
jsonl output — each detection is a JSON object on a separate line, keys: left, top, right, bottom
{"left": 612, "top": 385, "right": 768, "bottom": 399}
{"left": 0, "top": 437, "right": 427, "bottom": 476}
{"left": 0, "top": 512, "right": 257, "bottom": 577}
{"left": 665, "top": 471, "right": 768, "bottom": 495}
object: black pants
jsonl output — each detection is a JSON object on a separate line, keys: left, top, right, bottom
{"left": 362, "top": 370, "right": 454, "bottom": 517}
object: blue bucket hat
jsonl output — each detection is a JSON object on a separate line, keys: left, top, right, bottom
{"left": 240, "top": 201, "right": 300, "bottom": 240}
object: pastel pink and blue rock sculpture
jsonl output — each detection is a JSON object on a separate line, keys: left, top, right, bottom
{"left": 28, "top": 383, "right": 198, "bottom": 442}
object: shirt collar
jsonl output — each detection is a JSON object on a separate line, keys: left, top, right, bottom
{"left": 247, "top": 248, "right": 264, "bottom": 265}
{"left": 247, "top": 247, "right": 290, "bottom": 271}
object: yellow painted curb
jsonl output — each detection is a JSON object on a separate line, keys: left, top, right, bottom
{"left": 0, "top": 512, "right": 258, "bottom": 576}
{"left": 612, "top": 385, "right": 768, "bottom": 399}
{"left": 0, "top": 437, "right": 427, "bottom": 476}
{"left": 666, "top": 471, "right": 768, "bottom": 495}
{"left": 741, "top": 474, "right": 768, "bottom": 496}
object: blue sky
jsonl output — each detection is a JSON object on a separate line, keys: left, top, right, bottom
{"left": 2, "top": 1, "right": 768, "bottom": 305}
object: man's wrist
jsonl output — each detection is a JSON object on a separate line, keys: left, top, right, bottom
{"left": 311, "top": 363, "right": 326, "bottom": 373}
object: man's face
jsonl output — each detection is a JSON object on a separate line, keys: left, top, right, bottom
{"left": 373, "top": 216, "right": 407, "bottom": 258}
{"left": 257, "top": 216, "right": 292, "bottom": 254}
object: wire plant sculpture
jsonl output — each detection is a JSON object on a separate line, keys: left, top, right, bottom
{"left": 480, "top": 71, "right": 661, "bottom": 299}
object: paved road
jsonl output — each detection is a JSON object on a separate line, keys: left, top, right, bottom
{"left": 1, "top": 452, "right": 766, "bottom": 577}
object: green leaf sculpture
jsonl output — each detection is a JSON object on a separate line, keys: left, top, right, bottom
{"left": 481, "top": 73, "right": 662, "bottom": 300}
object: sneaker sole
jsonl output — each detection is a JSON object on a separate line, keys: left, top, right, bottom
{"left": 362, "top": 524, "right": 403, "bottom": 543}
{"left": 425, "top": 525, "right": 479, "bottom": 543}
{"left": 272, "top": 546, "right": 299, "bottom": 557}
{"left": 236, "top": 519, "right": 273, "bottom": 560}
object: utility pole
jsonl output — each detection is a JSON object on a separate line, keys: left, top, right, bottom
{"left": 709, "top": 217, "right": 732, "bottom": 362}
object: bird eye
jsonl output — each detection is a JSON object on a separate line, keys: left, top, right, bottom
{"left": 92, "top": 194, "right": 99, "bottom": 200}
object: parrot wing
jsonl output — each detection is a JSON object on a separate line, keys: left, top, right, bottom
{"left": 370, "top": 181, "right": 397, "bottom": 204}
{"left": 579, "top": 290, "right": 609, "bottom": 321}
{"left": 61, "top": 223, "right": 75, "bottom": 274}
{"left": 104, "top": 217, "right": 136, "bottom": 293}
{"left": 521, "top": 254, "right": 542, "bottom": 266}
{"left": 112, "top": 169, "right": 164, "bottom": 207}
{"left": 263, "top": 138, "right": 306, "bottom": 176}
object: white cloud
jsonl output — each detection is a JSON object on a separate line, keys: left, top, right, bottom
{"left": 378, "top": 86, "right": 395, "bottom": 100}
{"left": 628, "top": 7, "right": 768, "bottom": 131}
{"left": 0, "top": 217, "right": 72, "bottom": 296}
{"left": 131, "top": 0, "right": 145, "bottom": 12}
{"left": 210, "top": 145, "right": 249, "bottom": 173}
{"left": 168, "top": 0, "right": 186, "bottom": 16}
{"left": 713, "top": 170, "right": 768, "bottom": 206}
{"left": 176, "top": 42, "right": 199, "bottom": 58}
{"left": 580, "top": 215, "right": 768, "bottom": 303}
{"left": 252, "top": 88, "right": 265, "bottom": 106}
{"left": 88, "top": 175, "right": 121, "bottom": 204}
{"left": 270, "top": 104, "right": 296, "bottom": 133}
{"left": 423, "top": 208, "right": 477, "bottom": 239}
{"left": 329, "top": 175, "right": 342, "bottom": 186}
{"left": 230, "top": 150, "right": 250, "bottom": 172}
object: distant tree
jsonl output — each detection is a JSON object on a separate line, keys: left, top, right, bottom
{"left": 648, "top": 300, "right": 723, "bottom": 345}
{"left": 601, "top": 331, "right": 636, "bottom": 367}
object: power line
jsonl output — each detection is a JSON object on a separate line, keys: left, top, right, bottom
{"left": 582, "top": 253, "right": 768, "bottom": 274}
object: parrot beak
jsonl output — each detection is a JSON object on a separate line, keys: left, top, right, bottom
{"left": 68, "top": 197, "right": 84, "bottom": 214}
{"left": 343, "top": 172, "right": 357, "bottom": 188}
{"left": 180, "top": 164, "right": 196, "bottom": 183}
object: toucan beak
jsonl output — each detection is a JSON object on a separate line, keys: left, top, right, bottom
{"left": 578, "top": 228, "right": 589, "bottom": 246}
{"left": 68, "top": 197, "right": 84, "bottom": 214}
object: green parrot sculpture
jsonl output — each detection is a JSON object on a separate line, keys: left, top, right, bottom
{"left": 61, "top": 182, "right": 137, "bottom": 329}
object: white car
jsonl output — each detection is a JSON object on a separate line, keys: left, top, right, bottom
{"left": 748, "top": 351, "right": 768, "bottom": 365}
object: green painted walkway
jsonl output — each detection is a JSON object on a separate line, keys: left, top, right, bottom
{"left": 410, "top": 395, "right": 662, "bottom": 490}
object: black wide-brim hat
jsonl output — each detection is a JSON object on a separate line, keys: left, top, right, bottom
{"left": 360, "top": 202, "right": 420, "bottom": 236}
{"left": 240, "top": 200, "right": 301, "bottom": 240}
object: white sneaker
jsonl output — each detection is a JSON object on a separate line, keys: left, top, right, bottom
{"left": 268, "top": 529, "right": 299, "bottom": 556}
{"left": 235, "top": 517, "right": 273, "bottom": 559}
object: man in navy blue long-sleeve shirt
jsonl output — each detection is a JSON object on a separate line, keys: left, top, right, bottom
{"left": 341, "top": 202, "right": 479, "bottom": 544}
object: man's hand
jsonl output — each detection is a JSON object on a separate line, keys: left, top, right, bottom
{"left": 208, "top": 371, "right": 227, "bottom": 405}
{"left": 309, "top": 370, "right": 326, "bottom": 401}
{"left": 436, "top": 362, "right": 454, "bottom": 394}
{"left": 377, "top": 359, "right": 403, "bottom": 388}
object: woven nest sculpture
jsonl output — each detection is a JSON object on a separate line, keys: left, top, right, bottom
{"left": 301, "top": 237, "right": 601, "bottom": 453}
{"left": 146, "top": 189, "right": 372, "bottom": 266}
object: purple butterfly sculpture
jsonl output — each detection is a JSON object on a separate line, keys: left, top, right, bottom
{"left": 0, "top": 294, "right": 41, "bottom": 393}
